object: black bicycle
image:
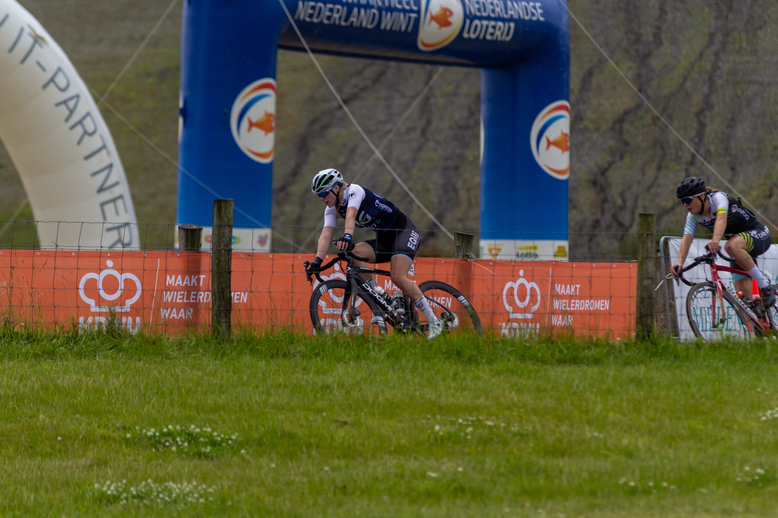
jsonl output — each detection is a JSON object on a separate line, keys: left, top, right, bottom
{"left": 304, "top": 249, "right": 482, "bottom": 337}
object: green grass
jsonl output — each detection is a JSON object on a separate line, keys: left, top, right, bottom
{"left": 1, "top": 329, "right": 778, "bottom": 516}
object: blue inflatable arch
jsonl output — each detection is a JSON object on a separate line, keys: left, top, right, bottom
{"left": 178, "top": 0, "right": 569, "bottom": 260}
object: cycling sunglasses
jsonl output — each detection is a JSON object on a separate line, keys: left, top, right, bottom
{"left": 316, "top": 190, "right": 330, "bottom": 199}
{"left": 679, "top": 193, "right": 705, "bottom": 205}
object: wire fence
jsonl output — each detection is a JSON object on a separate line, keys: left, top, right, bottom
{"left": 0, "top": 220, "right": 650, "bottom": 339}
{"left": 0, "top": 220, "right": 660, "bottom": 261}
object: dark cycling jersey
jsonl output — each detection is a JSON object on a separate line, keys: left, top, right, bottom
{"left": 323, "top": 184, "right": 399, "bottom": 231}
{"left": 323, "top": 184, "right": 419, "bottom": 262}
{"left": 683, "top": 191, "right": 771, "bottom": 271}
{"left": 683, "top": 191, "right": 759, "bottom": 237}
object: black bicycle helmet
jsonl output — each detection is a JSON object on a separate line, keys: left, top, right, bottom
{"left": 676, "top": 177, "right": 706, "bottom": 199}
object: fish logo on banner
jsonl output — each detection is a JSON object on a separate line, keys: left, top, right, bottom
{"left": 529, "top": 100, "right": 570, "bottom": 180}
{"left": 230, "top": 78, "right": 276, "bottom": 163}
{"left": 418, "top": 0, "right": 464, "bottom": 51}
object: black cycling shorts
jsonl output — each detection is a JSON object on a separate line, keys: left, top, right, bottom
{"left": 361, "top": 211, "right": 420, "bottom": 263}
{"left": 729, "top": 222, "right": 771, "bottom": 277}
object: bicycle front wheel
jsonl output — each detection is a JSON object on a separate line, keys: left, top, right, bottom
{"left": 418, "top": 280, "right": 483, "bottom": 337}
{"left": 686, "top": 282, "right": 752, "bottom": 341}
{"left": 310, "top": 279, "right": 387, "bottom": 336}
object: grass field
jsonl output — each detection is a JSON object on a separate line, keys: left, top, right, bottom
{"left": 2, "top": 329, "right": 778, "bottom": 516}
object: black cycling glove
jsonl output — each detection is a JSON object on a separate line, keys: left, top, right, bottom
{"left": 306, "top": 256, "right": 323, "bottom": 275}
{"left": 335, "top": 233, "right": 355, "bottom": 251}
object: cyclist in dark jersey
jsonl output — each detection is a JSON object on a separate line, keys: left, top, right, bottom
{"left": 305, "top": 168, "right": 442, "bottom": 338}
{"left": 671, "top": 177, "right": 775, "bottom": 307}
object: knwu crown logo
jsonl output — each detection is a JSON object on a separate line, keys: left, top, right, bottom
{"left": 79, "top": 260, "right": 142, "bottom": 313}
{"left": 417, "top": 0, "right": 464, "bottom": 51}
{"left": 502, "top": 269, "right": 541, "bottom": 319}
{"left": 230, "top": 78, "right": 276, "bottom": 163}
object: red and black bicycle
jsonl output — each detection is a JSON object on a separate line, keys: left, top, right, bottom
{"left": 674, "top": 248, "right": 778, "bottom": 341}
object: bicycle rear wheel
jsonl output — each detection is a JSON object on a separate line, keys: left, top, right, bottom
{"left": 418, "top": 280, "right": 483, "bottom": 337}
{"left": 686, "top": 282, "right": 752, "bottom": 341}
{"left": 310, "top": 279, "right": 387, "bottom": 336}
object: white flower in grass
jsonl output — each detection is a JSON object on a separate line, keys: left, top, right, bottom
{"left": 427, "top": 472, "right": 439, "bottom": 478}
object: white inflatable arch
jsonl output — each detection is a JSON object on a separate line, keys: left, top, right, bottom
{"left": 0, "top": 0, "right": 138, "bottom": 249}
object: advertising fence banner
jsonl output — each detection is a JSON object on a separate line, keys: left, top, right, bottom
{"left": 0, "top": 250, "right": 637, "bottom": 338}
{"left": 665, "top": 237, "right": 778, "bottom": 340}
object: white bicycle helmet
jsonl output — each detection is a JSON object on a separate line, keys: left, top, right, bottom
{"left": 311, "top": 168, "right": 344, "bottom": 196}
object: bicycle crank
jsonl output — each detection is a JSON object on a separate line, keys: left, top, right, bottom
{"left": 342, "top": 309, "right": 362, "bottom": 329}
{"left": 440, "top": 311, "right": 460, "bottom": 329}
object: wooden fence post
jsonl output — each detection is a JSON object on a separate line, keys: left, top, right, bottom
{"left": 212, "top": 200, "right": 233, "bottom": 340}
{"left": 178, "top": 224, "right": 203, "bottom": 252}
{"left": 179, "top": 224, "right": 204, "bottom": 331}
{"left": 637, "top": 213, "right": 656, "bottom": 339}
{"left": 453, "top": 232, "right": 475, "bottom": 301}
{"left": 454, "top": 232, "right": 474, "bottom": 259}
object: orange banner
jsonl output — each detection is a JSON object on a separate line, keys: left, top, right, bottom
{"left": 0, "top": 251, "right": 636, "bottom": 338}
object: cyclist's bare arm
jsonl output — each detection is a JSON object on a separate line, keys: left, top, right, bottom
{"left": 316, "top": 226, "right": 335, "bottom": 260}
{"left": 707, "top": 212, "right": 727, "bottom": 254}
{"left": 335, "top": 207, "right": 358, "bottom": 251}
{"left": 343, "top": 207, "right": 357, "bottom": 235}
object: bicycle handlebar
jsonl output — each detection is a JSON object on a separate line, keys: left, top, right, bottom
{"left": 671, "top": 252, "right": 715, "bottom": 287}
{"left": 303, "top": 244, "right": 371, "bottom": 284}
{"left": 672, "top": 246, "right": 744, "bottom": 288}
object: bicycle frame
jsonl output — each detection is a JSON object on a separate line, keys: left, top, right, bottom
{"left": 709, "top": 263, "right": 770, "bottom": 332}
{"left": 348, "top": 263, "right": 397, "bottom": 314}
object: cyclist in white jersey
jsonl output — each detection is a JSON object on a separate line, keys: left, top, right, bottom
{"left": 671, "top": 177, "right": 775, "bottom": 307}
{"left": 305, "top": 168, "right": 443, "bottom": 338}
